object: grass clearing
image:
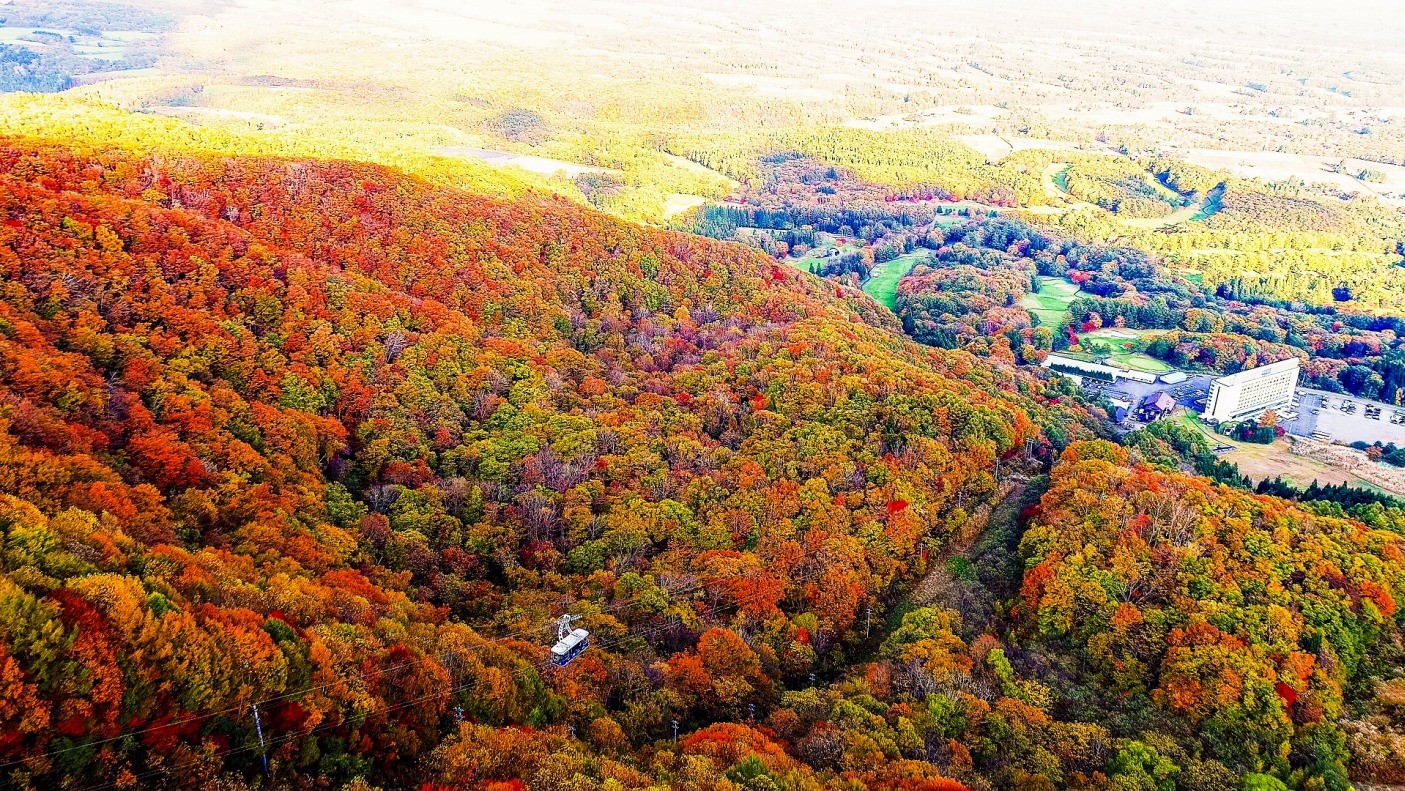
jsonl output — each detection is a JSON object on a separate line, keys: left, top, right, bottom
{"left": 436, "top": 147, "right": 621, "bottom": 178}
{"left": 864, "top": 251, "right": 928, "bottom": 311}
{"left": 1076, "top": 327, "right": 1169, "bottom": 373}
{"left": 1080, "top": 327, "right": 1157, "bottom": 341}
{"left": 787, "top": 257, "right": 817, "bottom": 273}
{"left": 1176, "top": 415, "right": 1379, "bottom": 490}
{"left": 785, "top": 233, "right": 866, "bottom": 274}
{"left": 663, "top": 193, "right": 706, "bottom": 216}
{"left": 1020, "top": 276, "right": 1079, "bottom": 327}
{"left": 1181, "top": 149, "right": 1405, "bottom": 209}
{"left": 1108, "top": 352, "right": 1170, "bottom": 373}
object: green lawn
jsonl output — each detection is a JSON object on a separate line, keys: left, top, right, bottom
{"left": 1076, "top": 327, "right": 1169, "bottom": 373}
{"left": 1062, "top": 346, "right": 1170, "bottom": 374}
{"left": 1081, "top": 330, "right": 1152, "bottom": 355}
{"left": 785, "top": 234, "right": 865, "bottom": 274}
{"left": 1080, "top": 327, "right": 1156, "bottom": 340}
{"left": 863, "top": 251, "right": 928, "bottom": 311}
{"left": 930, "top": 214, "right": 970, "bottom": 229}
{"left": 1108, "top": 352, "right": 1171, "bottom": 373}
{"left": 1020, "top": 276, "right": 1080, "bottom": 327}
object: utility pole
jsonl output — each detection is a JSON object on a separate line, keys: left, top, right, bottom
{"left": 864, "top": 607, "right": 872, "bottom": 638}
{"left": 748, "top": 703, "right": 755, "bottom": 723}
{"left": 809, "top": 672, "right": 817, "bottom": 688}
{"left": 252, "top": 703, "right": 269, "bottom": 775}
{"left": 672, "top": 720, "right": 680, "bottom": 742}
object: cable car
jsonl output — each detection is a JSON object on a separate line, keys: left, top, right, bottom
{"left": 550, "top": 614, "right": 590, "bottom": 667}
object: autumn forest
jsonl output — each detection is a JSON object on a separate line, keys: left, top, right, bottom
{"left": 4, "top": 0, "right": 1405, "bottom": 790}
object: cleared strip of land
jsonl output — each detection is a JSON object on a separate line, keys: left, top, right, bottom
{"left": 863, "top": 252, "right": 927, "bottom": 311}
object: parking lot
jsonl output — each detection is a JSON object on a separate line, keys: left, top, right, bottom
{"left": 1283, "top": 388, "right": 1405, "bottom": 445}
{"left": 1082, "top": 374, "right": 1216, "bottom": 424}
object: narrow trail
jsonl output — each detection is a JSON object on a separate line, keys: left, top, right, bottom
{"left": 908, "top": 482, "right": 1021, "bottom": 607}
{"left": 901, "top": 476, "right": 1043, "bottom": 639}
{"left": 815, "top": 472, "right": 1049, "bottom": 696}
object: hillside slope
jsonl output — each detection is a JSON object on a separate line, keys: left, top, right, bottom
{"left": 0, "top": 140, "right": 1094, "bottom": 789}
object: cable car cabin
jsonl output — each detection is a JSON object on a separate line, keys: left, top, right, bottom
{"left": 550, "top": 628, "right": 590, "bottom": 667}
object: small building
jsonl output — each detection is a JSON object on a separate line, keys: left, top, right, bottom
{"left": 1137, "top": 392, "right": 1177, "bottom": 421}
{"left": 1159, "top": 371, "right": 1188, "bottom": 385}
{"left": 1113, "top": 406, "right": 1129, "bottom": 424}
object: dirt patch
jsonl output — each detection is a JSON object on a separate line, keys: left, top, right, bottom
{"left": 1180, "top": 418, "right": 1384, "bottom": 491}
{"left": 1223, "top": 440, "right": 1368, "bottom": 489}
{"left": 1286, "top": 437, "right": 1405, "bottom": 496}
{"left": 663, "top": 193, "right": 706, "bottom": 216}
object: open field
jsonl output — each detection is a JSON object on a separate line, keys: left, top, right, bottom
{"left": 1060, "top": 348, "right": 1170, "bottom": 374}
{"left": 1176, "top": 415, "right": 1384, "bottom": 491}
{"left": 436, "top": 147, "right": 620, "bottom": 178}
{"left": 959, "top": 134, "right": 1084, "bottom": 163}
{"left": 1174, "top": 415, "right": 1393, "bottom": 494}
{"left": 1078, "top": 328, "right": 1167, "bottom": 370}
{"left": 786, "top": 257, "right": 818, "bottom": 274}
{"left": 662, "top": 153, "right": 740, "bottom": 188}
{"left": 145, "top": 106, "right": 290, "bottom": 128}
{"left": 784, "top": 233, "right": 867, "bottom": 274}
{"left": 1287, "top": 437, "right": 1405, "bottom": 496}
{"left": 1107, "top": 353, "right": 1170, "bottom": 373}
{"left": 1080, "top": 327, "right": 1158, "bottom": 342}
{"left": 1179, "top": 148, "right": 1405, "bottom": 205}
{"left": 864, "top": 251, "right": 928, "bottom": 311}
{"left": 849, "top": 105, "right": 1007, "bottom": 132}
{"left": 1020, "top": 276, "right": 1079, "bottom": 327}
{"left": 663, "top": 193, "right": 707, "bottom": 216}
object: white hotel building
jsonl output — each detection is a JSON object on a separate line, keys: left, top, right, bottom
{"left": 1202, "top": 358, "right": 1301, "bottom": 424}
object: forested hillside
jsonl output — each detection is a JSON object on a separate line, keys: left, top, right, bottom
{"left": 3, "top": 134, "right": 1404, "bottom": 791}
{"left": 3, "top": 0, "right": 1405, "bottom": 786}
{"left": 0, "top": 139, "right": 1102, "bottom": 789}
